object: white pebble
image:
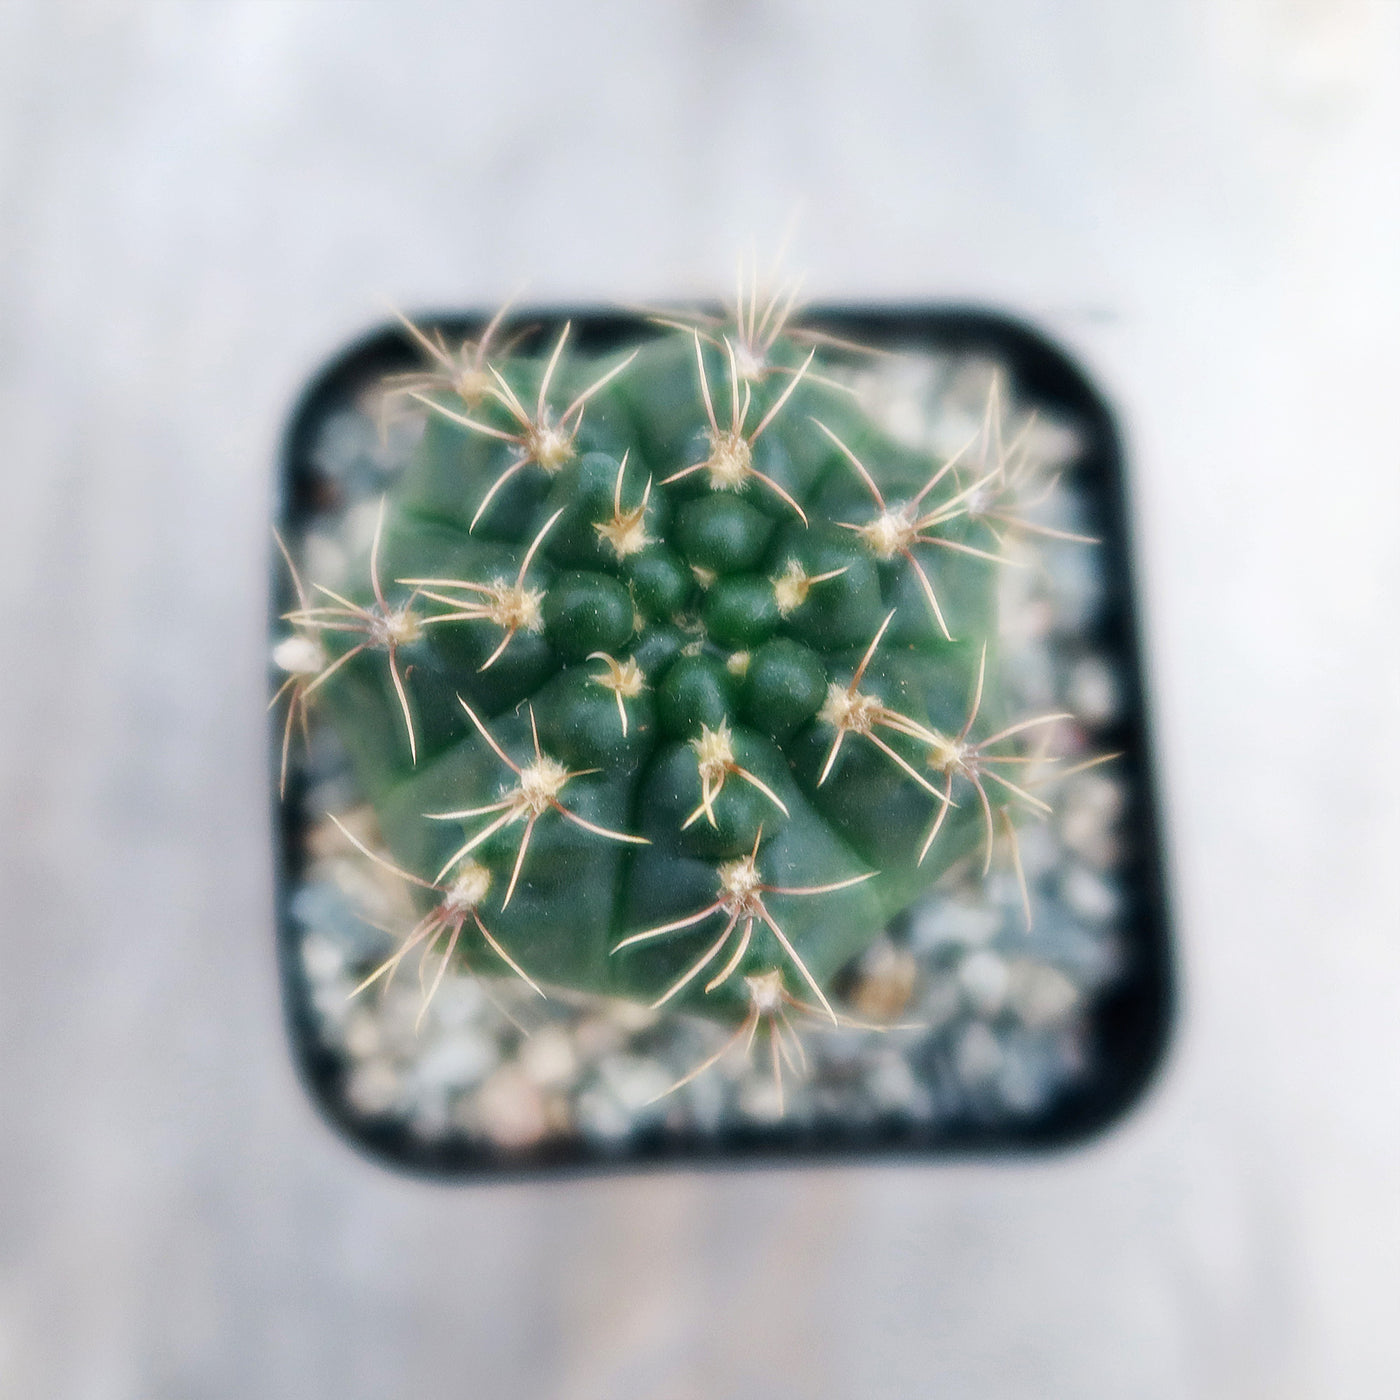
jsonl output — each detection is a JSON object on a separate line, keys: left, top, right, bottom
{"left": 574, "top": 1087, "right": 633, "bottom": 1143}
{"left": 302, "top": 532, "right": 349, "bottom": 595}
{"left": 908, "top": 897, "right": 1002, "bottom": 951}
{"left": 958, "top": 950, "right": 1010, "bottom": 1017}
{"left": 1006, "top": 960, "right": 1081, "bottom": 1029}
{"left": 1013, "top": 820, "right": 1058, "bottom": 879}
{"left": 1046, "top": 547, "right": 1102, "bottom": 632}
{"left": 310, "top": 982, "right": 357, "bottom": 1030}
{"left": 867, "top": 1050, "right": 932, "bottom": 1116}
{"left": 955, "top": 1022, "right": 1004, "bottom": 1084}
{"left": 599, "top": 1055, "right": 673, "bottom": 1112}
{"left": 678, "top": 1060, "right": 728, "bottom": 1132}
{"left": 342, "top": 1009, "right": 383, "bottom": 1059}
{"left": 572, "top": 1016, "right": 627, "bottom": 1061}
{"left": 917, "top": 973, "right": 963, "bottom": 1031}
{"left": 1066, "top": 656, "right": 1120, "bottom": 724}
{"left": 1061, "top": 865, "right": 1121, "bottom": 922}
{"left": 737, "top": 1075, "right": 787, "bottom": 1124}
{"left": 474, "top": 1066, "right": 550, "bottom": 1150}
{"left": 421, "top": 976, "right": 486, "bottom": 1029}
{"left": 345, "top": 1059, "right": 400, "bottom": 1117}
{"left": 996, "top": 1045, "right": 1051, "bottom": 1114}
{"left": 609, "top": 999, "right": 661, "bottom": 1034}
{"left": 300, "top": 933, "right": 344, "bottom": 984}
{"left": 1059, "top": 773, "right": 1125, "bottom": 869}
{"left": 414, "top": 1032, "right": 496, "bottom": 1091}
{"left": 520, "top": 1026, "right": 579, "bottom": 1089}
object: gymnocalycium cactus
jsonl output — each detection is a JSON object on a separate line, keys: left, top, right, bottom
{"left": 274, "top": 285, "right": 1095, "bottom": 1102}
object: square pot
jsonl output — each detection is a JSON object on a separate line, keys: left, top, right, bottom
{"left": 271, "top": 304, "right": 1173, "bottom": 1177}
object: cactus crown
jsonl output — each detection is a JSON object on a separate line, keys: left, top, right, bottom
{"left": 275, "top": 289, "right": 1097, "bottom": 1104}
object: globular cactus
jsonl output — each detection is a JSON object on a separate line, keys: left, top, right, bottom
{"left": 275, "top": 287, "right": 1090, "bottom": 1100}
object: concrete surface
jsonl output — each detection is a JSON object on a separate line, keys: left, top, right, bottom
{"left": 1, "top": 2, "right": 1396, "bottom": 1397}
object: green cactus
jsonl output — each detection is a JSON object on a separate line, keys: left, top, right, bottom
{"left": 275, "top": 290, "right": 1087, "bottom": 1096}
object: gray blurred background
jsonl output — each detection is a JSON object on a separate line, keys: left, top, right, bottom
{"left": 2, "top": 2, "right": 1397, "bottom": 1397}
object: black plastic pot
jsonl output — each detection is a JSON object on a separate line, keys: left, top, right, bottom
{"left": 272, "top": 305, "right": 1174, "bottom": 1179}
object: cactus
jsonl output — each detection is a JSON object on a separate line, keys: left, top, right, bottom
{"left": 275, "top": 288, "right": 1093, "bottom": 1103}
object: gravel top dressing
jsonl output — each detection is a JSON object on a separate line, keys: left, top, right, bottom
{"left": 271, "top": 307, "right": 1172, "bottom": 1177}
